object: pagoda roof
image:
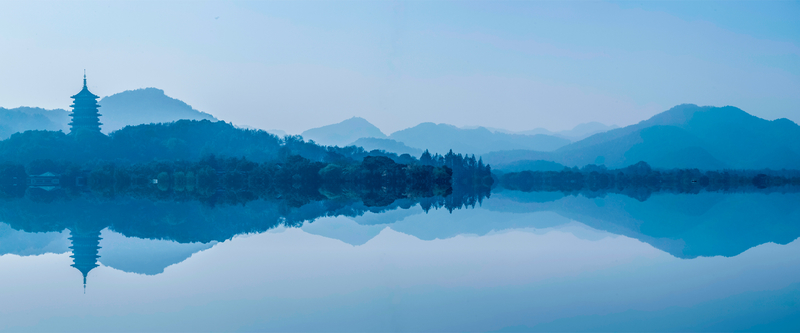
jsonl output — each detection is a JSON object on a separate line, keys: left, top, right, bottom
{"left": 71, "top": 75, "right": 99, "bottom": 99}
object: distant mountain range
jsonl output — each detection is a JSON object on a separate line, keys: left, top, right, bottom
{"left": 299, "top": 106, "right": 800, "bottom": 171}
{"left": 467, "top": 122, "right": 618, "bottom": 141}
{"left": 301, "top": 117, "right": 387, "bottom": 147}
{"left": 0, "top": 88, "right": 217, "bottom": 137}
{"left": 5, "top": 89, "right": 798, "bottom": 171}
{"left": 485, "top": 104, "right": 800, "bottom": 170}
{"left": 0, "top": 107, "right": 70, "bottom": 140}
{"left": 350, "top": 137, "right": 423, "bottom": 156}
{"left": 388, "top": 123, "right": 571, "bottom": 156}
{"left": 1, "top": 89, "right": 608, "bottom": 161}
{"left": 300, "top": 118, "right": 579, "bottom": 156}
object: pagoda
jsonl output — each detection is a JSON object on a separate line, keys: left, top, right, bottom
{"left": 69, "top": 71, "right": 102, "bottom": 133}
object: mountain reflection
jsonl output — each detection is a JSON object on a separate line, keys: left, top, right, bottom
{"left": 1, "top": 182, "right": 798, "bottom": 287}
{"left": 485, "top": 190, "right": 800, "bottom": 259}
{"left": 0, "top": 183, "right": 491, "bottom": 285}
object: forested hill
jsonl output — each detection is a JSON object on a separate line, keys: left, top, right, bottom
{"left": 0, "top": 120, "right": 495, "bottom": 214}
{"left": 0, "top": 120, "right": 413, "bottom": 166}
{"left": 0, "top": 120, "right": 495, "bottom": 197}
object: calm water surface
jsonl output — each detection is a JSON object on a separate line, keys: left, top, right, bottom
{"left": 1, "top": 191, "right": 799, "bottom": 332}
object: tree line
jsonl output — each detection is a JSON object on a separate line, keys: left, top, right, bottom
{"left": 0, "top": 155, "right": 490, "bottom": 244}
{"left": 0, "top": 119, "right": 418, "bottom": 166}
{"left": 0, "top": 120, "right": 500, "bottom": 203}
{"left": 498, "top": 161, "right": 800, "bottom": 201}
{"left": 420, "top": 149, "right": 493, "bottom": 186}
{"left": 1, "top": 154, "right": 457, "bottom": 207}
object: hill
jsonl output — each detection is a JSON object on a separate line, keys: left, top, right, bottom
{"left": 0, "top": 107, "right": 70, "bottom": 140}
{"left": 517, "top": 122, "right": 618, "bottom": 141}
{"left": 301, "top": 117, "right": 386, "bottom": 147}
{"left": 349, "top": 137, "right": 423, "bottom": 156}
{"left": 482, "top": 104, "right": 800, "bottom": 170}
{"left": 0, "top": 88, "right": 218, "bottom": 138}
{"left": 389, "top": 123, "right": 571, "bottom": 156}
{"left": 0, "top": 120, "right": 420, "bottom": 167}
{"left": 99, "top": 88, "right": 217, "bottom": 133}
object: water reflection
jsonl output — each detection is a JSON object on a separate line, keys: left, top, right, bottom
{"left": 2, "top": 189, "right": 799, "bottom": 284}
{"left": 1, "top": 188, "right": 491, "bottom": 287}
{"left": 2, "top": 217, "right": 799, "bottom": 331}
{"left": 68, "top": 225, "right": 101, "bottom": 289}
{"left": 1, "top": 186, "right": 799, "bottom": 331}
{"left": 98, "top": 230, "right": 214, "bottom": 275}
{"left": 487, "top": 189, "right": 800, "bottom": 258}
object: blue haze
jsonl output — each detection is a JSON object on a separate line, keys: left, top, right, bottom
{"left": 0, "top": 1, "right": 797, "bottom": 134}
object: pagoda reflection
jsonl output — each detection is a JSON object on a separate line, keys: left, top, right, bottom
{"left": 68, "top": 225, "right": 103, "bottom": 291}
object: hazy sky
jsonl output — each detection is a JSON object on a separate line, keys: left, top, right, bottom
{"left": 0, "top": 1, "right": 798, "bottom": 134}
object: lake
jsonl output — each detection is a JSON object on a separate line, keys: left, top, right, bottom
{"left": 1, "top": 189, "right": 799, "bottom": 332}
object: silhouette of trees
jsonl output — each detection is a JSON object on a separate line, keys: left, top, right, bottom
{"left": 0, "top": 120, "right": 415, "bottom": 167}
{"left": 499, "top": 161, "right": 800, "bottom": 201}
{"left": 0, "top": 121, "right": 504, "bottom": 201}
{"left": 0, "top": 152, "right": 461, "bottom": 209}
{"left": 0, "top": 163, "right": 26, "bottom": 199}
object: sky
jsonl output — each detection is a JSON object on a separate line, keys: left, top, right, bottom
{"left": 0, "top": 1, "right": 798, "bottom": 134}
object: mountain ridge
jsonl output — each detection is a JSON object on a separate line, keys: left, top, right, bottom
{"left": 349, "top": 137, "right": 423, "bottom": 156}
{"left": 0, "top": 107, "right": 70, "bottom": 139}
{"left": 301, "top": 117, "right": 386, "bottom": 147}
{"left": 99, "top": 87, "right": 217, "bottom": 133}
{"left": 388, "top": 122, "right": 571, "bottom": 156}
{"left": 0, "top": 88, "right": 219, "bottom": 137}
{"left": 484, "top": 104, "right": 800, "bottom": 170}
